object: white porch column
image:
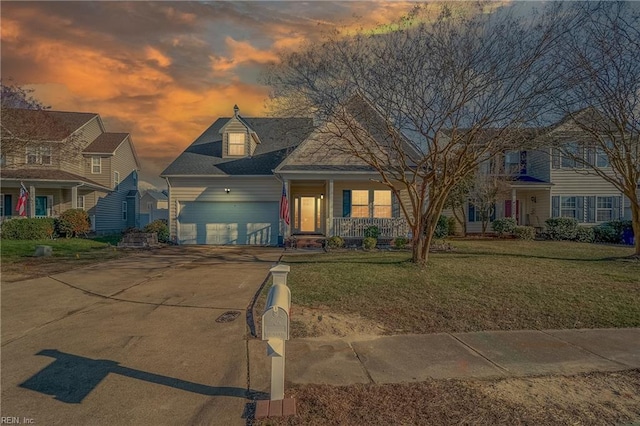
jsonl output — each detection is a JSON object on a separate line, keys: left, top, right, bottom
{"left": 511, "top": 188, "right": 517, "bottom": 220}
{"left": 29, "top": 185, "right": 36, "bottom": 218}
{"left": 71, "top": 186, "right": 78, "bottom": 209}
{"left": 328, "top": 179, "right": 334, "bottom": 236}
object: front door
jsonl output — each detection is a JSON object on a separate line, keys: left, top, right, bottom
{"left": 295, "top": 195, "right": 323, "bottom": 234}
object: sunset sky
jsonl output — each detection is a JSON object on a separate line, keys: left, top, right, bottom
{"left": 1, "top": 1, "right": 421, "bottom": 187}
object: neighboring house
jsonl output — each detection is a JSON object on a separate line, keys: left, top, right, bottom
{"left": 140, "top": 190, "right": 168, "bottom": 228}
{"left": 162, "top": 103, "right": 636, "bottom": 246}
{"left": 0, "top": 108, "right": 141, "bottom": 233}
{"left": 464, "top": 116, "right": 637, "bottom": 234}
{"left": 161, "top": 103, "right": 412, "bottom": 245}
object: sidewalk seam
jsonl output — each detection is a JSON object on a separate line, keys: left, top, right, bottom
{"left": 347, "top": 341, "right": 376, "bottom": 384}
{"left": 447, "top": 333, "right": 512, "bottom": 375}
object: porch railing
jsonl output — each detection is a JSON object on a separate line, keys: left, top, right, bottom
{"left": 332, "top": 217, "right": 409, "bottom": 238}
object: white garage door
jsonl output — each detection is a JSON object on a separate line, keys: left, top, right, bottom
{"left": 177, "top": 201, "right": 279, "bottom": 245}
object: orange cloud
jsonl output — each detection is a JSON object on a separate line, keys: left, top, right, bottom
{"left": 0, "top": 18, "right": 21, "bottom": 41}
{"left": 211, "top": 37, "right": 279, "bottom": 74}
{"left": 145, "top": 46, "right": 172, "bottom": 68}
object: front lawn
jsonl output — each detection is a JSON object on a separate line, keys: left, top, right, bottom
{"left": 281, "top": 240, "right": 640, "bottom": 333}
{"left": 0, "top": 238, "right": 123, "bottom": 281}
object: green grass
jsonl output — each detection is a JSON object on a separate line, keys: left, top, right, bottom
{"left": 0, "top": 238, "right": 112, "bottom": 260}
{"left": 282, "top": 240, "right": 640, "bottom": 332}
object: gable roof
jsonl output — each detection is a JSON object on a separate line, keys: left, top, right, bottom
{"left": 161, "top": 117, "right": 313, "bottom": 176}
{"left": 2, "top": 108, "right": 99, "bottom": 141}
{"left": 143, "top": 190, "right": 168, "bottom": 201}
{"left": 83, "top": 132, "right": 130, "bottom": 154}
{"left": 0, "top": 168, "right": 111, "bottom": 191}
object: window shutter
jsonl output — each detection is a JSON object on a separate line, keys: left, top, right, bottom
{"left": 505, "top": 200, "right": 512, "bottom": 218}
{"left": 577, "top": 146, "right": 585, "bottom": 168}
{"left": 552, "top": 196, "right": 560, "bottom": 217}
{"left": 552, "top": 149, "right": 560, "bottom": 169}
{"left": 586, "top": 148, "right": 596, "bottom": 166}
{"left": 490, "top": 203, "right": 496, "bottom": 222}
{"left": 392, "top": 192, "right": 400, "bottom": 218}
{"left": 577, "top": 196, "right": 585, "bottom": 222}
{"left": 342, "top": 190, "right": 351, "bottom": 218}
{"left": 468, "top": 202, "right": 476, "bottom": 222}
{"left": 612, "top": 196, "right": 621, "bottom": 220}
{"left": 586, "top": 196, "right": 596, "bottom": 223}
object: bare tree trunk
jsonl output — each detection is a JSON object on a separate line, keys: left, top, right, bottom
{"left": 631, "top": 201, "right": 640, "bottom": 257}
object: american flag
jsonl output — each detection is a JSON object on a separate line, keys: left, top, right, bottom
{"left": 16, "top": 184, "right": 28, "bottom": 216}
{"left": 279, "top": 183, "right": 290, "bottom": 225}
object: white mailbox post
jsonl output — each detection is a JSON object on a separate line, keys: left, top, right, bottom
{"left": 262, "top": 265, "right": 291, "bottom": 401}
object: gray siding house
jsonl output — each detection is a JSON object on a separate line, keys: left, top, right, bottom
{"left": 0, "top": 108, "right": 141, "bottom": 233}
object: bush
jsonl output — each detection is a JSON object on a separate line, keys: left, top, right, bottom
{"left": 56, "top": 209, "right": 90, "bottom": 238}
{"left": 364, "top": 225, "right": 380, "bottom": 239}
{"left": 362, "top": 237, "right": 377, "bottom": 250}
{"left": 393, "top": 236, "right": 409, "bottom": 249}
{"left": 434, "top": 215, "right": 449, "bottom": 239}
{"left": 593, "top": 224, "right": 620, "bottom": 243}
{"left": 492, "top": 218, "right": 517, "bottom": 237}
{"left": 575, "top": 226, "right": 595, "bottom": 243}
{"left": 514, "top": 226, "right": 536, "bottom": 240}
{"left": 327, "top": 236, "right": 345, "bottom": 249}
{"left": 1, "top": 218, "right": 56, "bottom": 240}
{"left": 143, "top": 219, "right": 169, "bottom": 243}
{"left": 545, "top": 218, "right": 578, "bottom": 241}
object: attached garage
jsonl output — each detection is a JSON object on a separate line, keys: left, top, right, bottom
{"left": 177, "top": 201, "right": 279, "bottom": 245}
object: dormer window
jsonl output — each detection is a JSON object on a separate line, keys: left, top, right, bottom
{"left": 228, "top": 133, "right": 246, "bottom": 156}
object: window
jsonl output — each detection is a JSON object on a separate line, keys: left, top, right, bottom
{"left": 373, "top": 190, "right": 392, "bottom": 218}
{"left": 595, "top": 148, "right": 610, "bottom": 168}
{"left": 0, "top": 193, "right": 4, "bottom": 217}
{"left": 122, "top": 201, "right": 127, "bottom": 221}
{"left": 596, "top": 196, "right": 613, "bottom": 222}
{"left": 1, "top": 153, "right": 6, "bottom": 166}
{"left": 92, "top": 157, "right": 101, "bottom": 174}
{"left": 561, "top": 143, "right": 578, "bottom": 168}
{"left": 468, "top": 202, "right": 496, "bottom": 222}
{"left": 26, "top": 147, "right": 38, "bottom": 164}
{"left": 228, "top": 133, "right": 246, "bottom": 156}
{"left": 504, "top": 151, "right": 521, "bottom": 175}
{"left": 114, "top": 171, "right": 120, "bottom": 189}
{"left": 40, "top": 146, "right": 52, "bottom": 165}
{"left": 351, "top": 190, "right": 369, "bottom": 217}
{"left": 147, "top": 202, "right": 153, "bottom": 212}
{"left": 560, "top": 196, "right": 578, "bottom": 218}
{"left": 77, "top": 196, "right": 85, "bottom": 210}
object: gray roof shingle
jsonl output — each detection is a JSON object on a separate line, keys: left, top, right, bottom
{"left": 83, "top": 133, "right": 129, "bottom": 154}
{"left": 161, "top": 117, "right": 313, "bottom": 176}
{"left": 2, "top": 108, "right": 98, "bottom": 141}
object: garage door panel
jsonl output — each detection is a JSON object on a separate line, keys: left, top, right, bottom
{"left": 178, "top": 202, "right": 278, "bottom": 245}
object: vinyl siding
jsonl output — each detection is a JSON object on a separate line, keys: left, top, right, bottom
{"left": 550, "top": 170, "right": 620, "bottom": 195}
{"left": 60, "top": 117, "right": 104, "bottom": 175}
{"left": 527, "top": 149, "right": 550, "bottom": 182}
{"left": 84, "top": 156, "right": 112, "bottom": 188}
{"left": 221, "top": 118, "right": 249, "bottom": 157}
{"left": 167, "top": 177, "right": 282, "bottom": 240}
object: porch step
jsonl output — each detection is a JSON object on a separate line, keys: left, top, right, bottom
{"left": 289, "top": 236, "right": 326, "bottom": 249}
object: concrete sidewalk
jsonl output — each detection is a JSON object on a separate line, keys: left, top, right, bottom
{"left": 249, "top": 328, "right": 640, "bottom": 390}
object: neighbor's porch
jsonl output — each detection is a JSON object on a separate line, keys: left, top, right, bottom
{"left": 286, "top": 179, "right": 410, "bottom": 239}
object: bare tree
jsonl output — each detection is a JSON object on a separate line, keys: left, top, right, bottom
{"left": 549, "top": 1, "right": 640, "bottom": 256}
{"left": 1, "top": 81, "right": 84, "bottom": 169}
{"left": 266, "top": 3, "right": 574, "bottom": 264}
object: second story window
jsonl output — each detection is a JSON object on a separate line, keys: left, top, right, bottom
{"left": 504, "top": 151, "right": 522, "bottom": 175}
{"left": 114, "top": 171, "right": 120, "bottom": 189}
{"left": 92, "top": 157, "right": 101, "bottom": 174}
{"left": 228, "top": 133, "right": 246, "bottom": 156}
{"left": 25, "top": 146, "right": 52, "bottom": 165}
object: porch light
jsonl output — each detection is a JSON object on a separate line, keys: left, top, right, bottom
{"left": 531, "top": 196, "right": 536, "bottom": 203}
{"left": 320, "top": 193, "right": 324, "bottom": 199}
{"left": 224, "top": 188, "right": 231, "bottom": 194}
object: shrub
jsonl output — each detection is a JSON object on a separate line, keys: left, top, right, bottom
{"left": 56, "top": 209, "right": 90, "bottom": 238}
{"left": 1, "top": 218, "right": 56, "bottom": 240}
{"left": 492, "top": 218, "right": 517, "bottom": 237}
{"left": 447, "top": 217, "right": 457, "bottom": 236}
{"left": 434, "top": 215, "right": 449, "bottom": 239}
{"left": 393, "top": 236, "right": 409, "bottom": 249}
{"left": 593, "top": 224, "right": 620, "bottom": 243}
{"left": 545, "top": 218, "right": 578, "bottom": 241}
{"left": 143, "top": 219, "right": 169, "bottom": 243}
{"left": 362, "top": 237, "right": 377, "bottom": 250}
{"left": 514, "top": 226, "right": 536, "bottom": 240}
{"left": 326, "top": 235, "right": 345, "bottom": 249}
{"left": 575, "top": 226, "right": 595, "bottom": 243}
{"left": 364, "top": 225, "right": 380, "bottom": 239}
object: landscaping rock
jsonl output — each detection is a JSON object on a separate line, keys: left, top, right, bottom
{"left": 34, "top": 245, "right": 52, "bottom": 257}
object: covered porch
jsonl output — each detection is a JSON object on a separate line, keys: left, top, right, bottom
{"left": 284, "top": 179, "right": 410, "bottom": 239}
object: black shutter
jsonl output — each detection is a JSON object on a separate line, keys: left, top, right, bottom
{"left": 392, "top": 192, "right": 400, "bottom": 218}
{"left": 342, "top": 190, "right": 351, "bottom": 218}
{"left": 552, "top": 196, "right": 560, "bottom": 217}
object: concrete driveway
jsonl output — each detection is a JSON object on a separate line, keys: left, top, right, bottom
{"left": 1, "top": 246, "right": 283, "bottom": 426}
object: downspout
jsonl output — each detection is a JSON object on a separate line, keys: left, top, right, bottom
{"left": 164, "top": 177, "right": 176, "bottom": 244}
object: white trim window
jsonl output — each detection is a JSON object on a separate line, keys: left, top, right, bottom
{"left": 26, "top": 147, "right": 38, "bottom": 164}
{"left": 114, "top": 171, "right": 120, "bottom": 189}
{"left": 373, "top": 190, "right": 392, "bottom": 218}
{"left": 228, "top": 133, "right": 246, "bottom": 156}
{"left": 595, "top": 148, "right": 610, "bottom": 168}
{"left": 25, "top": 146, "right": 52, "bottom": 165}
{"left": 351, "top": 190, "right": 369, "bottom": 217}
{"left": 560, "top": 196, "right": 578, "bottom": 218}
{"left": 147, "top": 201, "right": 153, "bottom": 212}
{"left": 92, "top": 157, "right": 101, "bottom": 174}
{"left": 77, "top": 196, "right": 85, "bottom": 210}
{"left": 504, "top": 151, "right": 521, "bottom": 175}
{"left": 122, "top": 201, "right": 127, "bottom": 221}
{"left": 596, "top": 196, "right": 614, "bottom": 222}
